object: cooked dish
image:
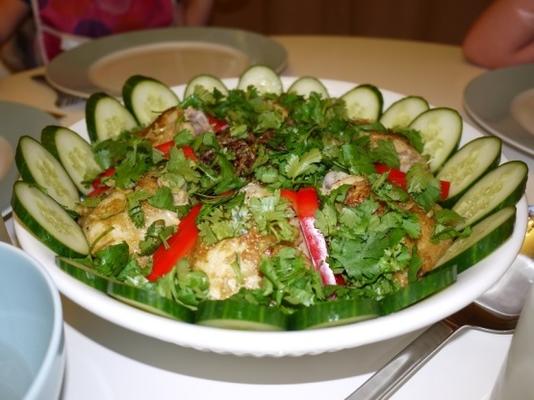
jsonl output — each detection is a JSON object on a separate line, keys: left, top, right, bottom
{"left": 12, "top": 66, "right": 527, "bottom": 330}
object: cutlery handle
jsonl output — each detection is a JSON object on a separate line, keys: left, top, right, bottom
{"left": 345, "top": 321, "right": 457, "bottom": 400}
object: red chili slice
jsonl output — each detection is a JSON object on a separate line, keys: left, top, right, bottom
{"left": 148, "top": 204, "right": 202, "bottom": 281}
{"left": 155, "top": 141, "right": 198, "bottom": 161}
{"left": 440, "top": 180, "right": 451, "bottom": 200}
{"left": 87, "top": 167, "right": 116, "bottom": 197}
{"left": 207, "top": 115, "right": 229, "bottom": 133}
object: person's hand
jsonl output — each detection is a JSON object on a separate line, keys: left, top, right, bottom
{"left": 463, "top": 0, "right": 534, "bottom": 68}
{"left": 0, "top": 0, "right": 30, "bottom": 45}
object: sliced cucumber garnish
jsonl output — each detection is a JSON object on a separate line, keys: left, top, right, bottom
{"left": 342, "top": 84, "right": 383, "bottom": 122}
{"left": 122, "top": 75, "right": 179, "bottom": 126}
{"left": 41, "top": 125, "right": 102, "bottom": 195}
{"left": 380, "top": 265, "right": 457, "bottom": 315}
{"left": 15, "top": 135, "right": 79, "bottom": 211}
{"left": 107, "top": 281, "right": 194, "bottom": 322}
{"left": 290, "top": 298, "right": 379, "bottom": 330}
{"left": 287, "top": 76, "right": 329, "bottom": 98}
{"left": 453, "top": 161, "right": 527, "bottom": 228}
{"left": 409, "top": 107, "right": 462, "bottom": 172}
{"left": 380, "top": 95, "right": 429, "bottom": 129}
{"left": 436, "top": 207, "right": 516, "bottom": 273}
{"left": 196, "top": 300, "right": 287, "bottom": 331}
{"left": 237, "top": 65, "right": 283, "bottom": 95}
{"left": 56, "top": 256, "right": 112, "bottom": 292}
{"left": 12, "top": 182, "right": 89, "bottom": 257}
{"left": 85, "top": 92, "right": 138, "bottom": 142}
{"left": 437, "top": 136, "right": 502, "bottom": 208}
{"left": 184, "top": 74, "right": 228, "bottom": 98}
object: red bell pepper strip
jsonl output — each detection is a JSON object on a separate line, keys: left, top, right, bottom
{"left": 154, "top": 141, "right": 198, "bottom": 161}
{"left": 280, "top": 189, "right": 298, "bottom": 211}
{"left": 374, "top": 163, "right": 451, "bottom": 200}
{"left": 374, "top": 163, "right": 407, "bottom": 189}
{"left": 181, "top": 145, "right": 198, "bottom": 161}
{"left": 296, "top": 187, "right": 319, "bottom": 217}
{"left": 335, "top": 274, "right": 346, "bottom": 285}
{"left": 154, "top": 140, "right": 175, "bottom": 157}
{"left": 88, "top": 167, "right": 116, "bottom": 197}
{"left": 207, "top": 115, "right": 229, "bottom": 133}
{"left": 281, "top": 187, "right": 336, "bottom": 285}
{"left": 148, "top": 204, "right": 202, "bottom": 281}
{"left": 440, "top": 179, "right": 451, "bottom": 200}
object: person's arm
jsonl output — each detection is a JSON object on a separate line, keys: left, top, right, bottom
{"left": 0, "top": 0, "right": 30, "bottom": 44}
{"left": 174, "top": 0, "right": 214, "bottom": 26}
{"left": 463, "top": 0, "right": 534, "bottom": 68}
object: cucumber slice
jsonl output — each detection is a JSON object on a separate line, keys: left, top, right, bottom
{"left": 237, "top": 65, "right": 283, "bottom": 95}
{"left": 184, "top": 74, "right": 228, "bottom": 98}
{"left": 437, "top": 136, "right": 502, "bottom": 208}
{"left": 341, "top": 84, "right": 383, "bottom": 122}
{"left": 290, "top": 298, "right": 379, "bottom": 330}
{"left": 56, "top": 256, "right": 112, "bottom": 292}
{"left": 453, "top": 161, "right": 527, "bottom": 228}
{"left": 380, "top": 265, "right": 457, "bottom": 315}
{"left": 12, "top": 182, "right": 89, "bottom": 257}
{"left": 15, "top": 135, "right": 79, "bottom": 211}
{"left": 409, "top": 107, "right": 462, "bottom": 172}
{"left": 122, "top": 75, "right": 179, "bottom": 126}
{"left": 436, "top": 207, "right": 516, "bottom": 273}
{"left": 41, "top": 125, "right": 102, "bottom": 194}
{"left": 287, "top": 76, "right": 329, "bottom": 98}
{"left": 380, "top": 96, "right": 429, "bottom": 129}
{"left": 107, "top": 281, "right": 193, "bottom": 322}
{"left": 85, "top": 92, "right": 138, "bottom": 142}
{"left": 196, "top": 300, "right": 287, "bottom": 331}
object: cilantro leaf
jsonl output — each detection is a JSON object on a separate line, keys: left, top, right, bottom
{"left": 370, "top": 139, "right": 400, "bottom": 169}
{"left": 394, "top": 128, "right": 424, "bottom": 153}
{"left": 167, "top": 147, "right": 200, "bottom": 183}
{"left": 260, "top": 247, "right": 324, "bottom": 307}
{"left": 284, "top": 148, "right": 322, "bottom": 179}
{"left": 406, "top": 163, "right": 441, "bottom": 211}
{"left": 148, "top": 186, "right": 175, "bottom": 211}
{"left": 93, "top": 242, "right": 130, "bottom": 277}
{"left": 127, "top": 190, "right": 151, "bottom": 228}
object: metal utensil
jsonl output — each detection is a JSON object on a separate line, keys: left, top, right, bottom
{"left": 31, "top": 74, "right": 84, "bottom": 108}
{"left": 346, "top": 210, "right": 534, "bottom": 400}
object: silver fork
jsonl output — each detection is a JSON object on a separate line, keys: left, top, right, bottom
{"left": 31, "top": 74, "right": 84, "bottom": 108}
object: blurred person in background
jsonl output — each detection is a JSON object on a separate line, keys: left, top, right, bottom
{"left": 0, "top": 0, "right": 213, "bottom": 71}
{"left": 463, "top": 0, "right": 534, "bottom": 68}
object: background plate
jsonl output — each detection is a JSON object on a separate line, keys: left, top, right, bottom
{"left": 464, "top": 64, "right": 534, "bottom": 156}
{"left": 45, "top": 27, "right": 287, "bottom": 98}
{"left": 15, "top": 78, "right": 528, "bottom": 357}
{"left": 0, "top": 101, "right": 56, "bottom": 216}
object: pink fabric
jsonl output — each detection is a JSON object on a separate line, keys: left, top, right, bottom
{"left": 35, "top": 0, "right": 175, "bottom": 61}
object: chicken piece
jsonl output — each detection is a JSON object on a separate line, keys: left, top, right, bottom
{"left": 402, "top": 202, "right": 452, "bottom": 275}
{"left": 344, "top": 178, "right": 372, "bottom": 207}
{"left": 322, "top": 171, "right": 367, "bottom": 195}
{"left": 322, "top": 171, "right": 373, "bottom": 207}
{"left": 80, "top": 175, "right": 181, "bottom": 253}
{"left": 240, "top": 182, "right": 271, "bottom": 201}
{"left": 369, "top": 132, "right": 426, "bottom": 172}
{"left": 191, "top": 230, "right": 276, "bottom": 300}
{"left": 139, "top": 107, "right": 183, "bottom": 146}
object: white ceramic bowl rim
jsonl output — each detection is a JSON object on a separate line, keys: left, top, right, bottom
{"left": 0, "top": 242, "right": 64, "bottom": 399}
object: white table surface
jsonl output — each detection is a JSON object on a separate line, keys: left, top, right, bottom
{"left": 61, "top": 308, "right": 511, "bottom": 400}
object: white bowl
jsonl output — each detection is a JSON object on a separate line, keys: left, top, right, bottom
{"left": 0, "top": 242, "right": 65, "bottom": 399}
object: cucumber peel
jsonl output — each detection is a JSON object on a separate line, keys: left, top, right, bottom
{"left": 196, "top": 300, "right": 287, "bottom": 331}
